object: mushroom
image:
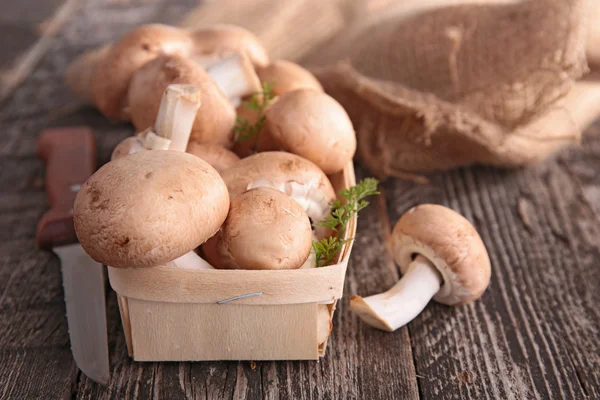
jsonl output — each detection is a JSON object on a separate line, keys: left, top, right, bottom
{"left": 92, "top": 24, "right": 194, "bottom": 120}
{"left": 74, "top": 150, "right": 229, "bottom": 269}
{"left": 265, "top": 89, "right": 356, "bottom": 174}
{"left": 350, "top": 204, "right": 491, "bottom": 332}
{"left": 186, "top": 141, "right": 240, "bottom": 173}
{"left": 65, "top": 44, "right": 111, "bottom": 104}
{"left": 128, "top": 54, "right": 237, "bottom": 147}
{"left": 219, "top": 151, "right": 336, "bottom": 237}
{"left": 256, "top": 60, "right": 323, "bottom": 96}
{"left": 111, "top": 84, "right": 201, "bottom": 160}
{"left": 189, "top": 24, "right": 269, "bottom": 68}
{"left": 66, "top": 24, "right": 268, "bottom": 120}
{"left": 204, "top": 187, "right": 312, "bottom": 270}
{"left": 205, "top": 52, "right": 262, "bottom": 105}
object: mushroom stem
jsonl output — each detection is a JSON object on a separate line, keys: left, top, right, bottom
{"left": 206, "top": 53, "right": 261, "bottom": 103}
{"left": 170, "top": 251, "right": 214, "bottom": 270}
{"left": 350, "top": 255, "right": 442, "bottom": 332}
{"left": 154, "top": 84, "right": 202, "bottom": 152}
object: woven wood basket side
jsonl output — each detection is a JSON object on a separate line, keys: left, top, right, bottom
{"left": 110, "top": 162, "right": 357, "bottom": 361}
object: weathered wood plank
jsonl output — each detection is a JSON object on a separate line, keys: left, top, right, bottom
{"left": 381, "top": 131, "right": 600, "bottom": 399}
{"left": 0, "top": 0, "right": 74, "bottom": 104}
{"left": 0, "top": 348, "right": 76, "bottom": 400}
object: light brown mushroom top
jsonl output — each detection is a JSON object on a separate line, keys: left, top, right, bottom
{"left": 186, "top": 141, "right": 240, "bottom": 173}
{"left": 67, "top": 24, "right": 267, "bottom": 121}
{"left": 390, "top": 204, "right": 491, "bottom": 305}
{"left": 128, "top": 54, "right": 236, "bottom": 147}
{"left": 220, "top": 151, "right": 336, "bottom": 226}
{"left": 74, "top": 150, "right": 229, "bottom": 268}
{"left": 265, "top": 89, "right": 357, "bottom": 174}
{"left": 92, "top": 24, "right": 193, "bottom": 120}
{"left": 256, "top": 60, "right": 323, "bottom": 96}
{"left": 207, "top": 187, "right": 312, "bottom": 270}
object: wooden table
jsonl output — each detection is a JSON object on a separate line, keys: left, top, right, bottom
{"left": 1, "top": 1, "right": 599, "bottom": 399}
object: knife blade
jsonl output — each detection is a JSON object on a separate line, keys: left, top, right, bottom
{"left": 35, "top": 127, "right": 110, "bottom": 385}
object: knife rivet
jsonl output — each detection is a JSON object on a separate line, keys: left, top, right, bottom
{"left": 70, "top": 184, "right": 82, "bottom": 192}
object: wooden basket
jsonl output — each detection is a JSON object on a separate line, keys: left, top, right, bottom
{"left": 108, "top": 163, "right": 356, "bottom": 361}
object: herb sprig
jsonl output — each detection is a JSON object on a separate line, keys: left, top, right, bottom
{"left": 312, "top": 237, "right": 353, "bottom": 269}
{"left": 234, "top": 82, "right": 276, "bottom": 143}
{"left": 312, "top": 178, "right": 380, "bottom": 267}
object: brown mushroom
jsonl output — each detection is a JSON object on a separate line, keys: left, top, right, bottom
{"left": 265, "top": 89, "right": 356, "bottom": 174}
{"left": 256, "top": 60, "right": 323, "bottom": 96}
{"left": 350, "top": 204, "right": 491, "bottom": 331}
{"left": 92, "top": 24, "right": 194, "bottom": 120}
{"left": 205, "top": 52, "right": 262, "bottom": 106}
{"left": 112, "top": 84, "right": 201, "bottom": 160}
{"left": 65, "top": 44, "right": 111, "bottom": 104}
{"left": 220, "top": 152, "right": 336, "bottom": 236}
{"left": 205, "top": 187, "right": 312, "bottom": 270}
{"left": 74, "top": 150, "right": 229, "bottom": 269}
{"left": 128, "top": 54, "right": 237, "bottom": 147}
{"left": 186, "top": 141, "right": 240, "bottom": 173}
{"left": 66, "top": 24, "right": 267, "bottom": 120}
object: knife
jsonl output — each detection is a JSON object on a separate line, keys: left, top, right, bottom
{"left": 35, "top": 127, "right": 110, "bottom": 385}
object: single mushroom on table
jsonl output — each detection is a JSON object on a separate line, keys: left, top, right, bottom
{"left": 74, "top": 150, "right": 229, "bottom": 270}
{"left": 265, "top": 89, "right": 357, "bottom": 174}
{"left": 128, "top": 53, "right": 260, "bottom": 147}
{"left": 256, "top": 60, "right": 323, "bottom": 96}
{"left": 350, "top": 204, "right": 491, "bottom": 332}
{"left": 204, "top": 187, "right": 313, "bottom": 270}
{"left": 186, "top": 141, "right": 240, "bottom": 173}
{"left": 111, "top": 83, "right": 201, "bottom": 160}
{"left": 219, "top": 151, "right": 337, "bottom": 238}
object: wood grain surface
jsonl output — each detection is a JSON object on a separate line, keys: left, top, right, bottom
{"left": 0, "top": 0, "right": 598, "bottom": 399}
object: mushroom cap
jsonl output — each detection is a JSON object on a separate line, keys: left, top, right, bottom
{"left": 128, "top": 54, "right": 236, "bottom": 147}
{"left": 390, "top": 204, "right": 491, "bottom": 305}
{"left": 92, "top": 24, "right": 193, "bottom": 120}
{"left": 265, "top": 89, "right": 356, "bottom": 174}
{"left": 220, "top": 151, "right": 336, "bottom": 225}
{"left": 256, "top": 60, "right": 323, "bottom": 96}
{"left": 211, "top": 187, "right": 312, "bottom": 270}
{"left": 231, "top": 100, "right": 280, "bottom": 158}
{"left": 186, "top": 141, "right": 240, "bottom": 173}
{"left": 190, "top": 24, "right": 269, "bottom": 67}
{"left": 74, "top": 150, "right": 229, "bottom": 268}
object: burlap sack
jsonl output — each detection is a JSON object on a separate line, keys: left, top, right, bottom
{"left": 182, "top": 0, "right": 600, "bottom": 178}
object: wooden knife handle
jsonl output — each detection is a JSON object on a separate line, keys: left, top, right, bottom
{"left": 36, "top": 127, "right": 97, "bottom": 249}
